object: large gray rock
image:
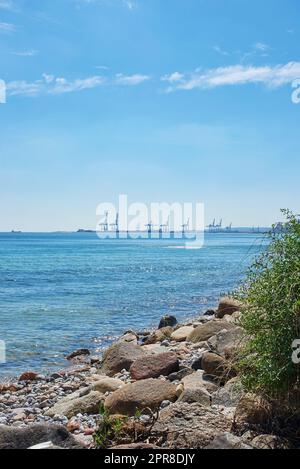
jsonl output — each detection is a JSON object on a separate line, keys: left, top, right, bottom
{"left": 91, "top": 376, "right": 124, "bottom": 393}
{"left": 158, "top": 315, "right": 178, "bottom": 329}
{"left": 101, "top": 342, "right": 145, "bottom": 377}
{"left": 188, "top": 320, "right": 234, "bottom": 343}
{"left": 205, "top": 432, "right": 252, "bottom": 449}
{"left": 46, "top": 390, "right": 104, "bottom": 418}
{"left": 182, "top": 370, "right": 218, "bottom": 393}
{"left": 152, "top": 402, "right": 230, "bottom": 448}
{"left": 208, "top": 327, "right": 245, "bottom": 358}
{"left": 212, "top": 378, "right": 244, "bottom": 407}
{"left": 105, "top": 378, "right": 178, "bottom": 415}
{"left": 130, "top": 352, "right": 179, "bottom": 380}
{"left": 171, "top": 326, "right": 194, "bottom": 342}
{"left": 0, "top": 424, "right": 84, "bottom": 449}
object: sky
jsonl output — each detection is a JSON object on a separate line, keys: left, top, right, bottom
{"left": 0, "top": 0, "right": 299, "bottom": 231}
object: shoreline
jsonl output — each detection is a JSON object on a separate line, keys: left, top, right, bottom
{"left": 0, "top": 297, "right": 288, "bottom": 450}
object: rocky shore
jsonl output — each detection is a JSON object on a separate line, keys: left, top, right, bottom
{"left": 0, "top": 298, "right": 292, "bottom": 449}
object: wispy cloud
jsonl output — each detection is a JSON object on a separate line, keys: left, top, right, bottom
{"left": 254, "top": 42, "right": 271, "bottom": 52}
{"left": 115, "top": 73, "right": 150, "bottom": 85}
{"left": 75, "top": 0, "right": 137, "bottom": 10}
{"left": 213, "top": 45, "right": 229, "bottom": 56}
{"left": 6, "top": 71, "right": 150, "bottom": 97}
{"left": 0, "top": 21, "right": 16, "bottom": 33}
{"left": 12, "top": 49, "right": 38, "bottom": 57}
{"left": 162, "top": 62, "right": 300, "bottom": 92}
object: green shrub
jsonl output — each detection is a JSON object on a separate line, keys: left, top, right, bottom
{"left": 235, "top": 210, "right": 300, "bottom": 397}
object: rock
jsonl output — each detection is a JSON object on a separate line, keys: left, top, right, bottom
{"left": 66, "top": 349, "right": 90, "bottom": 361}
{"left": 168, "top": 367, "right": 193, "bottom": 382}
{"left": 18, "top": 372, "right": 39, "bottom": 382}
{"left": 171, "top": 326, "right": 194, "bottom": 342}
{"left": 0, "top": 424, "right": 84, "bottom": 449}
{"left": 205, "top": 432, "right": 253, "bottom": 449}
{"left": 250, "top": 434, "right": 290, "bottom": 450}
{"left": 182, "top": 370, "right": 218, "bottom": 393}
{"left": 118, "top": 331, "right": 138, "bottom": 344}
{"left": 178, "top": 387, "right": 211, "bottom": 406}
{"left": 212, "top": 378, "right": 244, "bottom": 407}
{"left": 201, "top": 352, "right": 230, "bottom": 380}
{"left": 204, "top": 310, "right": 215, "bottom": 316}
{"left": 105, "top": 378, "right": 178, "bottom": 416}
{"left": 91, "top": 377, "right": 124, "bottom": 393}
{"left": 188, "top": 320, "right": 234, "bottom": 343}
{"left": 46, "top": 391, "right": 104, "bottom": 419}
{"left": 144, "top": 327, "right": 173, "bottom": 345}
{"left": 11, "top": 408, "right": 26, "bottom": 422}
{"left": 234, "top": 394, "right": 272, "bottom": 427}
{"left": 216, "top": 297, "right": 243, "bottom": 319}
{"left": 130, "top": 352, "right": 179, "bottom": 380}
{"left": 191, "top": 357, "right": 203, "bottom": 370}
{"left": 100, "top": 342, "right": 145, "bottom": 377}
{"left": 209, "top": 327, "right": 245, "bottom": 358}
{"left": 0, "top": 384, "right": 19, "bottom": 393}
{"left": 152, "top": 402, "right": 230, "bottom": 448}
{"left": 141, "top": 344, "right": 169, "bottom": 355}
{"left": 158, "top": 315, "right": 178, "bottom": 329}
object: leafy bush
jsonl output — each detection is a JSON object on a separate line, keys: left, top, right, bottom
{"left": 235, "top": 210, "right": 300, "bottom": 397}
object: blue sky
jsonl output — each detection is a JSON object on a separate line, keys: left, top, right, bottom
{"left": 0, "top": 0, "right": 299, "bottom": 231}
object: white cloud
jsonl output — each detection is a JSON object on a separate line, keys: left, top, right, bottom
{"left": 161, "top": 72, "right": 184, "bottom": 83}
{"left": 254, "top": 42, "right": 271, "bottom": 52}
{"left": 6, "top": 74, "right": 106, "bottom": 97}
{"left": 50, "top": 75, "right": 106, "bottom": 94}
{"left": 12, "top": 49, "right": 38, "bottom": 57}
{"left": 213, "top": 45, "right": 229, "bottom": 56}
{"left": 162, "top": 62, "right": 300, "bottom": 92}
{"left": 115, "top": 73, "right": 150, "bottom": 85}
{"left": 0, "top": 21, "right": 16, "bottom": 33}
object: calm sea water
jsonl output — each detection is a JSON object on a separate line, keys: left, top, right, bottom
{"left": 0, "top": 232, "right": 267, "bottom": 378}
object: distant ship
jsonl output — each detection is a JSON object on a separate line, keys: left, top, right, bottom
{"left": 11, "top": 230, "right": 22, "bottom": 233}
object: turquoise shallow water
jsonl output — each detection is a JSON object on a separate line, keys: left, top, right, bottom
{"left": 0, "top": 232, "right": 267, "bottom": 378}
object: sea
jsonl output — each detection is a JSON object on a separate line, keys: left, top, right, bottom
{"left": 0, "top": 231, "right": 268, "bottom": 379}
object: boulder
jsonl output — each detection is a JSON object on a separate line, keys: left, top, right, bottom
{"left": 152, "top": 402, "right": 230, "bottom": 448}
{"left": 178, "top": 387, "right": 211, "bottom": 406}
{"left": 250, "top": 434, "right": 290, "bottom": 450}
{"left": 182, "top": 370, "right": 218, "bottom": 393}
{"left": 212, "top": 378, "right": 244, "bottom": 407}
{"left": 18, "top": 372, "right": 39, "bottom": 382}
{"left": 216, "top": 297, "right": 243, "bottom": 319}
{"left": 158, "top": 315, "right": 178, "bottom": 329}
{"left": 234, "top": 393, "right": 272, "bottom": 427}
{"left": 144, "top": 327, "right": 173, "bottom": 345}
{"left": 201, "top": 352, "right": 229, "bottom": 379}
{"left": 168, "top": 367, "right": 193, "bottom": 382}
{"left": 100, "top": 342, "right": 145, "bottom": 377}
{"left": 171, "top": 326, "right": 194, "bottom": 342}
{"left": 118, "top": 331, "right": 138, "bottom": 345}
{"left": 208, "top": 327, "right": 245, "bottom": 358}
{"left": 91, "top": 376, "right": 124, "bottom": 393}
{"left": 66, "top": 349, "right": 90, "bottom": 361}
{"left": 130, "top": 352, "right": 179, "bottom": 380}
{"left": 104, "top": 378, "right": 177, "bottom": 415}
{"left": 188, "top": 320, "right": 234, "bottom": 343}
{"left": 46, "top": 391, "right": 104, "bottom": 419}
{"left": 0, "top": 424, "right": 84, "bottom": 450}
{"left": 205, "top": 432, "right": 252, "bottom": 450}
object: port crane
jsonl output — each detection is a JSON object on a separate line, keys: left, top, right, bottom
{"left": 182, "top": 218, "right": 190, "bottom": 235}
{"left": 110, "top": 213, "right": 119, "bottom": 232}
{"left": 99, "top": 211, "right": 109, "bottom": 232}
{"left": 159, "top": 216, "right": 170, "bottom": 233}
